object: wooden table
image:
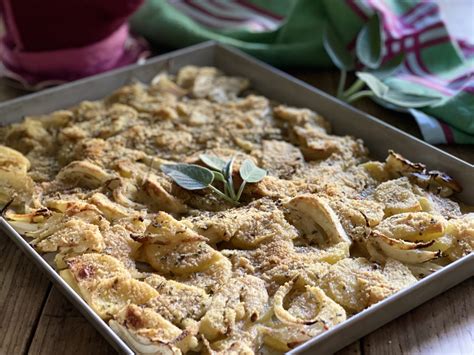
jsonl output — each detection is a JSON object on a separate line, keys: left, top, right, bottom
{"left": 0, "top": 66, "right": 473, "bottom": 354}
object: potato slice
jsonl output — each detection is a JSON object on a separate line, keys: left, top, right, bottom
{"left": 0, "top": 145, "right": 30, "bottom": 172}
{"left": 89, "top": 277, "right": 158, "bottom": 319}
{"left": 144, "top": 242, "right": 221, "bottom": 275}
{"left": 445, "top": 214, "right": 474, "bottom": 261}
{"left": 63, "top": 253, "right": 131, "bottom": 291}
{"left": 140, "top": 175, "right": 188, "bottom": 214}
{"left": 361, "top": 161, "right": 390, "bottom": 181}
{"left": 373, "top": 177, "right": 422, "bottom": 216}
{"left": 385, "top": 150, "right": 425, "bottom": 176}
{"left": 285, "top": 194, "right": 352, "bottom": 245}
{"left": 273, "top": 279, "right": 344, "bottom": 326}
{"left": 175, "top": 257, "right": 233, "bottom": 294}
{"left": 199, "top": 275, "right": 268, "bottom": 340}
{"left": 261, "top": 280, "right": 345, "bottom": 352}
{"left": 320, "top": 257, "right": 416, "bottom": 312}
{"left": 145, "top": 275, "right": 210, "bottom": 325}
{"left": 5, "top": 208, "right": 52, "bottom": 224}
{"left": 369, "top": 231, "right": 439, "bottom": 264}
{"left": 89, "top": 193, "right": 130, "bottom": 221}
{"left": 203, "top": 324, "right": 261, "bottom": 354}
{"left": 57, "top": 160, "right": 111, "bottom": 188}
{"left": 187, "top": 199, "right": 297, "bottom": 247}
{"left": 0, "top": 145, "right": 34, "bottom": 205}
{"left": 137, "top": 211, "right": 206, "bottom": 245}
{"left": 34, "top": 218, "right": 104, "bottom": 253}
{"left": 375, "top": 212, "right": 447, "bottom": 241}
{"left": 110, "top": 304, "right": 198, "bottom": 354}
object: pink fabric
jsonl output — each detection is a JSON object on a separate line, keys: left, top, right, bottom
{"left": 1, "top": 0, "right": 144, "bottom": 51}
{"left": 0, "top": 24, "right": 149, "bottom": 89}
{"left": 0, "top": 0, "right": 148, "bottom": 89}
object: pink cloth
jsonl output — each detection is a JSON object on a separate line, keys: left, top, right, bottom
{"left": 0, "top": 0, "right": 148, "bottom": 89}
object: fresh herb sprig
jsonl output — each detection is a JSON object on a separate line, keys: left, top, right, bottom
{"left": 323, "top": 13, "right": 442, "bottom": 108}
{"left": 161, "top": 154, "right": 266, "bottom": 204}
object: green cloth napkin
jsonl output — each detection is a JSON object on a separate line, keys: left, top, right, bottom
{"left": 131, "top": 0, "right": 474, "bottom": 144}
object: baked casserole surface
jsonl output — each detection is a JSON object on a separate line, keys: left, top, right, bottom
{"left": 0, "top": 66, "right": 472, "bottom": 354}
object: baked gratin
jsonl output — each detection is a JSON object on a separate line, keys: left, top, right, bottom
{"left": 0, "top": 66, "right": 472, "bottom": 354}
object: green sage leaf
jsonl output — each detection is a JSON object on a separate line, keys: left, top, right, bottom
{"left": 384, "top": 78, "right": 443, "bottom": 98}
{"left": 223, "top": 156, "right": 236, "bottom": 199}
{"left": 371, "top": 53, "right": 405, "bottom": 79}
{"left": 356, "top": 72, "right": 389, "bottom": 97}
{"left": 356, "top": 13, "right": 383, "bottom": 69}
{"left": 161, "top": 164, "right": 214, "bottom": 190}
{"left": 381, "top": 91, "right": 442, "bottom": 108}
{"left": 200, "top": 154, "right": 227, "bottom": 171}
{"left": 323, "top": 25, "right": 355, "bottom": 70}
{"left": 212, "top": 171, "right": 226, "bottom": 183}
{"left": 239, "top": 159, "right": 267, "bottom": 183}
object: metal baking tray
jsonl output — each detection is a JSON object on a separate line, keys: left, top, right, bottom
{"left": 1, "top": 42, "right": 473, "bottom": 355}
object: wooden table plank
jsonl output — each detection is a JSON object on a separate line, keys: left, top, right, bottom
{"left": 362, "top": 278, "right": 474, "bottom": 354}
{"left": 28, "top": 287, "right": 115, "bottom": 355}
{"left": 336, "top": 341, "right": 362, "bottom": 355}
{"left": 0, "top": 236, "right": 51, "bottom": 354}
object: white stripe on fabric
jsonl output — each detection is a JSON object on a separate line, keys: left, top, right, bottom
{"left": 405, "top": 53, "right": 444, "bottom": 86}
{"left": 411, "top": 15, "right": 443, "bottom": 31}
{"left": 204, "top": 1, "right": 281, "bottom": 30}
{"left": 195, "top": 1, "right": 272, "bottom": 30}
{"left": 403, "top": 55, "right": 456, "bottom": 95}
{"left": 409, "top": 109, "right": 447, "bottom": 144}
{"left": 403, "top": 2, "right": 437, "bottom": 24}
{"left": 169, "top": 1, "right": 267, "bottom": 31}
{"left": 418, "top": 27, "right": 448, "bottom": 44}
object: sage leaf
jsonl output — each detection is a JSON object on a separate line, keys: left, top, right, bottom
{"left": 212, "top": 171, "right": 226, "bottom": 182}
{"left": 381, "top": 91, "right": 442, "bottom": 108}
{"left": 356, "top": 72, "right": 389, "bottom": 97}
{"left": 200, "top": 154, "right": 227, "bottom": 171}
{"left": 323, "top": 25, "right": 355, "bottom": 70}
{"left": 239, "top": 159, "right": 267, "bottom": 183}
{"left": 223, "top": 156, "right": 236, "bottom": 199}
{"left": 385, "top": 78, "right": 443, "bottom": 98}
{"left": 371, "top": 53, "right": 405, "bottom": 79}
{"left": 356, "top": 13, "right": 383, "bottom": 69}
{"left": 161, "top": 164, "right": 214, "bottom": 190}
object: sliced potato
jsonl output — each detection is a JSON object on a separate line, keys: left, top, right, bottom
{"left": 57, "top": 160, "right": 111, "bottom": 188}
{"left": 89, "top": 193, "right": 129, "bottom": 220}
{"left": 137, "top": 211, "right": 206, "bottom": 245}
{"left": 262, "top": 281, "right": 345, "bottom": 352}
{"left": 89, "top": 277, "right": 158, "bottom": 319}
{"left": 370, "top": 231, "right": 439, "bottom": 264}
{"left": 445, "top": 214, "right": 474, "bottom": 261}
{"left": 199, "top": 275, "right": 268, "bottom": 340}
{"left": 145, "top": 275, "right": 210, "bottom": 325}
{"left": 140, "top": 175, "right": 188, "bottom": 214}
{"left": 373, "top": 177, "right": 422, "bottom": 216}
{"left": 64, "top": 253, "right": 131, "bottom": 290}
{"left": 375, "top": 212, "right": 446, "bottom": 241}
{"left": 144, "top": 241, "right": 221, "bottom": 275}
{"left": 285, "top": 194, "right": 352, "bottom": 245}
{"left": 110, "top": 304, "right": 198, "bottom": 353}
{"left": 175, "top": 257, "right": 233, "bottom": 294}
{"left": 34, "top": 218, "right": 104, "bottom": 253}
{"left": 0, "top": 145, "right": 30, "bottom": 172}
